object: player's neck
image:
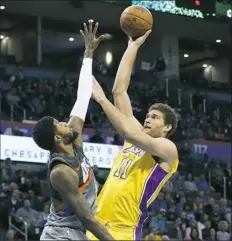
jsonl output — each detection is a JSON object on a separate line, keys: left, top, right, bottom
{"left": 56, "top": 144, "right": 75, "bottom": 156}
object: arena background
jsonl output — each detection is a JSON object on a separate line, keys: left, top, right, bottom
{"left": 0, "top": 0, "right": 231, "bottom": 240}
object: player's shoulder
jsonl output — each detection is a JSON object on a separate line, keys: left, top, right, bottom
{"left": 157, "top": 137, "right": 178, "bottom": 155}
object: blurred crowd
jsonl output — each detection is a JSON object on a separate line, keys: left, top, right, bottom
{"left": 0, "top": 64, "right": 231, "bottom": 143}
{"left": 0, "top": 154, "right": 231, "bottom": 241}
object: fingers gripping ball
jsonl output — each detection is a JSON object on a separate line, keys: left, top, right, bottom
{"left": 120, "top": 5, "right": 153, "bottom": 38}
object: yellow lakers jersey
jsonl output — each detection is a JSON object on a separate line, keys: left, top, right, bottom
{"left": 95, "top": 141, "right": 178, "bottom": 239}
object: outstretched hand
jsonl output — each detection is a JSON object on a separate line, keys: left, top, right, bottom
{"left": 80, "top": 19, "right": 112, "bottom": 52}
{"left": 128, "top": 30, "right": 152, "bottom": 48}
{"left": 92, "top": 76, "right": 106, "bottom": 103}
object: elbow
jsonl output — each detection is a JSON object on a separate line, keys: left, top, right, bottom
{"left": 112, "top": 89, "right": 121, "bottom": 97}
{"left": 112, "top": 87, "right": 126, "bottom": 96}
{"left": 122, "top": 127, "right": 137, "bottom": 143}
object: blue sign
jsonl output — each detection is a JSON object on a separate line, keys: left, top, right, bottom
{"left": 189, "top": 139, "right": 231, "bottom": 162}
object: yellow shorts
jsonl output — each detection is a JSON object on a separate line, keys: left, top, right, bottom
{"left": 86, "top": 219, "right": 142, "bottom": 240}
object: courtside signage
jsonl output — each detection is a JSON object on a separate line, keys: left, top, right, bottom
{"left": 0, "top": 135, "right": 122, "bottom": 168}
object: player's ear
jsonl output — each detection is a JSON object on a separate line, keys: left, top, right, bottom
{"left": 164, "top": 124, "right": 172, "bottom": 133}
{"left": 54, "top": 135, "right": 62, "bottom": 145}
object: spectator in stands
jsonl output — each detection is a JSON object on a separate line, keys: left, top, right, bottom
{"left": 180, "top": 211, "right": 189, "bottom": 232}
{"left": 209, "top": 161, "right": 225, "bottom": 192}
{"left": 6, "top": 88, "right": 20, "bottom": 104}
{"left": 185, "top": 220, "right": 198, "bottom": 239}
{"left": 19, "top": 178, "right": 32, "bottom": 193}
{"left": 15, "top": 199, "right": 40, "bottom": 224}
{"left": 208, "top": 228, "right": 217, "bottom": 241}
{"left": 204, "top": 197, "right": 215, "bottom": 216}
{"left": 184, "top": 203, "right": 195, "bottom": 222}
{"left": 202, "top": 220, "right": 212, "bottom": 240}
{"left": 111, "top": 134, "right": 123, "bottom": 145}
{"left": 167, "top": 202, "right": 177, "bottom": 222}
{"left": 224, "top": 164, "right": 232, "bottom": 200}
{"left": 225, "top": 207, "right": 231, "bottom": 224}
{"left": 0, "top": 77, "right": 11, "bottom": 94}
{"left": 197, "top": 174, "right": 209, "bottom": 192}
{"left": 90, "top": 130, "right": 105, "bottom": 144}
{"left": 10, "top": 189, "right": 22, "bottom": 213}
{"left": 151, "top": 192, "right": 168, "bottom": 213}
{"left": 39, "top": 203, "right": 49, "bottom": 228}
{"left": 217, "top": 198, "right": 228, "bottom": 215}
{"left": 6, "top": 229, "right": 15, "bottom": 241}
{"left": 217, "top": 221, "right": 230, "bottom": 240}
{"left": 164, "top": 192, "right": 173, "bottom": 207}
{"left": 196, "top": 213, "right": 207, "bottom": 239}
{"left": 192, "top": 122, "right": 204, "bottom": 139}
{"left": 172, "top": 173, "right": 185, "bottom": 193}
{"left": 211, "top": 213, "right": 220, "bottom": 231}
{"left": 174, "top": 217, "right": 184, "bottom": 239}
{"left": 144, "top": 228, "right": 162, "bottom": 240}
{"left": 193, "top": 196, "right": 204, "bottom": 213}
{"left": 27, "top": 189, "right": 44, "bottom": 211}
{"left": 0, "top": 195, "right": 10, "bottom": 240}
{"left": 198, "top": 190, "right": 208, "bottom": 203}
{"left": 149, "top": 210, "right": 167, "bottom": 235}
{"left": 184, "top": 173, "right": 198, "bottom": 192}
{"left": 163, "top": 179, "right": 174, "bottom": 193}
{"left": 188, "top": 227, "right": 201, "bottom": 240}
{"left": 1, "top": 158, "right": 14, "bottom": 179}
{"left": 176, "top": 196, "right": 186, "bottom": 216}
{"left": 31, "top": 177, "right": 43, "bottom": 196}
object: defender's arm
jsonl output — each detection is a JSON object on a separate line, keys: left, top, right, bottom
{"left": 68, "top": 50, "right": 93, "bottom": 147}
{"left": 68, "top": 21, "right": 110, "bottom": 147}
{"left": 50, "top": 164, "right": 115, "bottom": 240}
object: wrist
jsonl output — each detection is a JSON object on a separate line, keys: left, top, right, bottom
{"left": 96, "top": 95, "right": 107, "bottom": 105}
{"left": 128, "top": 43, "right": 139, "bottom": 51}
{"left": 84, "top": 49, "right": 93, "bottom": 58}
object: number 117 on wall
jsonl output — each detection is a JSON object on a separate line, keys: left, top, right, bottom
{"left": 193, "top": 144, "right": 208, "bottom": 154}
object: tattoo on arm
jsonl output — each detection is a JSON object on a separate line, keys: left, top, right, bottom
{"left": 50, "top": 164, "right": 114, "bottom": 240}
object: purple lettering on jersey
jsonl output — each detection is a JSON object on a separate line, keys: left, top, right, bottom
{"left": 123, "top": 145, "right": 145, "bottom": 157}
{"left": 137, "top": 164, "right": 168, "bottom": 229}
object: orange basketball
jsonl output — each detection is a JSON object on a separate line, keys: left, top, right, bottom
{"left": 120, "top": 5, "right": 153, "bottom": 38}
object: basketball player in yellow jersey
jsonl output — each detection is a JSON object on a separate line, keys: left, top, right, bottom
{"left": 87, "top": 31, "right": 179, "bottom": 240}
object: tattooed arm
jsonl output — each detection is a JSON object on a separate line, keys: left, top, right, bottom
{"left": 50, "top": 164, "right": 114, "bottom": 240}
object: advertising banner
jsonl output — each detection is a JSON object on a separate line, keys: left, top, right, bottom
{"left": 0, "top": 135, "right": 122, "bottom": 169}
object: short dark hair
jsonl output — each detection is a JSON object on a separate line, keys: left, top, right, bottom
{"left": 148, "top": 103, "right": 178, "bottom": 137}
{"left": 32, "top": 116, "right": 55, "bottom": 151}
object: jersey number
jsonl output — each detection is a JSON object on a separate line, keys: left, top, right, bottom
{"left": 114, "top": 158, "right": 132, "bottom": 179}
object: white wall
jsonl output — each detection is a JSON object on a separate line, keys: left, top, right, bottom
{"left": 7, "top": 33, "right": 23, "bottom": 62}
{"left": 210, "top": 59, "right": 230, "bottom": 83}
{"left": 204, "top": 59, "right": 230, "bottom": 83}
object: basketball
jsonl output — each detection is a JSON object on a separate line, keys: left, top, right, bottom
{"left": 120, "top": 5, "right": 153, "bottom": 38}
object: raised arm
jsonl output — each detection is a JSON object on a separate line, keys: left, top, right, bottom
{"left": 112, "top": 30, "right": 151, "bottom": 128}
{"left": 92, "top": 78, "right": 178, "bottom": 172}
{"left": 68, "top": 20, "right": 110, "bottom": 147}
{"left": 50, "top": 164, "right": 114, "bottom": 240}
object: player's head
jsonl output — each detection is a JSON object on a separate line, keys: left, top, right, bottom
{"left": 32, "top": 116, "right": 78, "bottom": 152}
{"left": 143, "top": 103, "right": 178, "bottom": 138}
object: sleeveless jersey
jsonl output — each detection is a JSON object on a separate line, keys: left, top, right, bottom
{"left": 46, "top": 144, "right": 98, "bottom": 230}
{"left": 95, "top": 142, "right": 178, "bottom": 238}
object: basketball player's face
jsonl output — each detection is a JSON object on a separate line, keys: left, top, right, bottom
{"left": 53, "top": 119, "right": 74, "bottom": 144}
{"left": 143, "top": 110, "right": 169, "bottom": 137}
